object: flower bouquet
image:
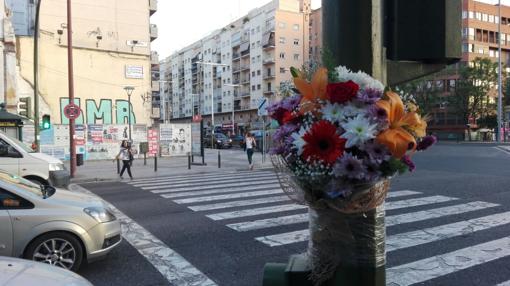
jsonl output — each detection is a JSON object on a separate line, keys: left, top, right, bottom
{"left": 268, "top": 66, "right": 436, "bottom": 284}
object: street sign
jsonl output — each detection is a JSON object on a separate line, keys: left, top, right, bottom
{"left": 258, "top": 98, "right": 268, "bottom": 116}
{"left": 63, "top": 103, "right": 81, "bottom": 120}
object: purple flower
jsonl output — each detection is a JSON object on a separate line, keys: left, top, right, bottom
{"left": 363, "top": 159, "right": 382, "bottom": 182}
{"left": 269, "top": 145, "right": 286, "bottom": 155}
{"left": 333, "top": 153, "right": 365, "bottom": 180}
{"left": 417, "top": 135, "right": 437, "bottom": 151}
{"left": 367, "top": 104, "right": 388, "bottom": 123}
{"left": 281, "top": 95, "right": 302, "bottom": 111}
{"left": 357, "top": 88, "right": 383, "bottom": 104}
{"left": 363, "top": 141, "right": 391, "bottom": 163}
{"left": 401, "top": 155, "right": 416, "bottom": 172}
{"left": 273, "top": 124, "right": 299, "bottom": 142}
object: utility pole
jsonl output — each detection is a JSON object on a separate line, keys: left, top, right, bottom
{"left": 33, "top": 0, "right": 41, "bottom": 151}
{"left": 67, "top": 0, "right": 76, "bottom": 177}
{"left": 498, "top": 0, "right": 503, "bottom": 142}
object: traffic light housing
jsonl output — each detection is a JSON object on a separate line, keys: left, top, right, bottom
{"left": 42, "top": 114, "right": 51, "bottom": 130}
{"left": 18, "top": 97, "right": 32, "bottom": 118}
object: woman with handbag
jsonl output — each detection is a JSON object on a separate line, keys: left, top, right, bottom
{"left": 115, "top": 140, "right": 133, "bottom": 180}
{"left": 245, "top": 132, "right": 256, "bottom": 170}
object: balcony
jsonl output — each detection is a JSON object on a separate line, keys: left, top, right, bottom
{"left": 263, "top": 58, "right": 275, "bottom": 65}
{"left": 152, "top": 81, "right": 160, "bottom": 92}
{"left": 233, "top": 79, "right": 241, "bottom": 85}
{"left": 263, "top": 41, "right": 275, "bottom": 50}
{"left": 149, "top": 0, "right": 158, "bottom": 16}
{"left": 233, "top": 66, "right": 241, "bottom": 73}
{"left": 240, "top": 65, "right": 250, "bottom": 71}
{"left": 241, "top": 92, "right": 250, "bottom": 98}
{"left": 232, "top": 53, "right": 241, "bottom": 61}
{"left": 150, "top": 24, "right": 158, "bottom": 41}
{"left": 263, "top": 73, "right": 275, "bottom": 80}
{"left": 151, "top": 51, "right": 159, "bottom": 66}
{"left": 263, "top": 89, "right": 275, "bottom": 95}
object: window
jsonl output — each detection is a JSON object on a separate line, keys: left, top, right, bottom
{"left": 0, "top": 188, "right": 34, "bottom": 210}
{"left": 280, "top": 67, "right": 286, "bottom": 73}
{"left": 482, "top": 13, "right": 488, "bottom": 22}
{"left": 462, "top": 11, "right": 468, "bottom": 19}
{"left": 469, "top": 11, "right": 474, "bottom": 19}
{"left": 279, "top": 37, "right": 286, "bottom": 44}
{"left": 293, "top": 39, "right": 299, "bottom": 45}
{"left": 278, "top": 22, "right": 286, "bottom": 29}
{"left": 252, "top": 85, "right": 256, "bottom": 91}
{"left": 293, "top": 24, "right": 300, "bottom": 31}
{"left": 294, "top": 54, "right": 300, "bottom": 61}
{"left": 478, "top": 47, "right": 485, "bottom": 54}
{"left": 252, "top": 71, "right": 256, "bottom": 77}
{"left": 476, "top": 12, "right": 482, "bottom": 20}
{"left": 489, "top": 15, "right": 494, "bottom": 22}
{"left": 280, "top": 52, "right": 285, "bottom": 59}
{"left": 257, "top": 84, "right": 261, "bottom": 90}
{"left": 257, "top": 70, "right": 261, "bottom": 76}
{"left": 252, "top": 43, "right": 255, "bottom": 49}
{"left": 257, "top": 55, "right": 261, "bottom": 62}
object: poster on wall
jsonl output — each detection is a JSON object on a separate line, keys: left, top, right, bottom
{"left": 168, "top": 124, "right": 191, "bottom": 157}
{"left": 88, "top": 125, "right": 103, "bottom": 143}
{"left": 40, "top": 127, "right": 55, "bottom": 145}
{"left": 75, "top": 125, "right": 86, "bottom": 154}
{"left": 54, "top": 125, "right": 70, "bottom": 146}
{"left": 148, "top": 129, "right": 159, "bottom": 156}
{"left": 22, "top": 125, "right": 35, "bottom": 145}
{"left": 160, "top": 124, "right": 173, "bottom": 141}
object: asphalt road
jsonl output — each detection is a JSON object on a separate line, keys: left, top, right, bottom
{"left": 75, "top": 143, "right": 510, "bottom": 286}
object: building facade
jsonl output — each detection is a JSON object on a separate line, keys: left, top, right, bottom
{"left": 161, "top": 0, "right": 311, "bottom": 134}
{"left": 10, "top": 0, "right": 158, "bottom": 126}
{"left": 0, "top": 1, "right": 19, "bottom": 113}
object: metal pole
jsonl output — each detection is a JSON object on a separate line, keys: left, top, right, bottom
{"left": 67, "top": 0, "right": 76, "bottom": 178}
{"left": 232, "top": 87, "right": 235, "bottom": 135}
{"left": 211, "top": 65, "right": 215, "bottom": 147}
{"left": 498, "top": 0, "right": 503, "bottom": 143}
{"left": 128, "top": 93, "right": 132, "bottom": 141}
{"left": 33, "top": 0, "right": 41, "bottom": 152}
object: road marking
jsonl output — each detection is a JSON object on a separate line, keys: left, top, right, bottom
{"left": 386, "top": 211, "right": 510, "bottom": 252}
{"left": 129, "top": 171, "right": 274, "bottom": 184}
{"left": 229, "top": 201, "right": 497, "bottom": 233}
{"left": 132, "top": 173, "right": 276, "bottom": 188}
{"left": 207, "top": 204, "right": 308, "bottom": 221}
{"left": 188, "top": 196, "right": 291, "bottom": 212}
{"left": 174, "top": 189, "right": 284, "bottom": 204}
{"left": 387, "top": 237, "right": 510, "bottom": 286}
{"left": 228, "top": 213, "right": 308, "bottom": 232}
{"left": 69, "top": 184, "right": 217, "bottom": 286}
{"left": 385, "top": 195, "right": 457, "bottom": 210}
{"left": 386, "top": 190, "right": 421, "bottom": 198}
{"left": 386, "top": 201, "right": 499, "bottom": 226}
{"left": 147, "top": 179, "right": 279, "bottom": 192}
{"left": 160, "top": 184, "right": 281, "bottom": 198}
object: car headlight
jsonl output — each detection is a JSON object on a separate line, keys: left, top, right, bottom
{"left": 49, "top": 163, "right": 64, "bottom": 171}
{"left": 84, "top": 207, "right": 116, "bottom": 223}
{"left": 217, "top": 140, "right": 222, "bottom": 143}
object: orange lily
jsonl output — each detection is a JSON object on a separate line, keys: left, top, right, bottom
{"left": 292, "top": 67, "right": 328, "bottom": 114}
{"left": 376, "top": 92, "right": 427, "bottom": 158}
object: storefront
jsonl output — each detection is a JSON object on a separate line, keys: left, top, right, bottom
{"left": 0, "top": 105, "right": 24, "bottom": 140}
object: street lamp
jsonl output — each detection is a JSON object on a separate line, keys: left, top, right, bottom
{"left": 123, "top": 86, "right": 135, "bottom": 141}
{"left": 196, "top": 61, "right": 227, "bottom": 147}
{"left": 224, "top": 83, "right": 242, "bottom": 135}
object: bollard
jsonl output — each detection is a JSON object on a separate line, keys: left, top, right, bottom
{"left": 154, "top": 156, "right": 158, "bottom": 172}
{"left": 144, "top": 153, "right": 147, "bottom": 165}
{"left": 116, "top": 158, "right": 120, "bottom": 174}
{"left": 188, "top": 153, "right": 191, "bottom": 170}
{"left": 218, "top": 150, "right": 221, "bottom": 168}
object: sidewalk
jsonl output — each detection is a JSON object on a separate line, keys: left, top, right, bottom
{"left": 67, "top": 148, "right": 274, "bottom": 184}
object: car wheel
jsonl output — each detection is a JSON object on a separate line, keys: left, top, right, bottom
{"left": 25, "top": 232, "right": 84, "bottom": 272}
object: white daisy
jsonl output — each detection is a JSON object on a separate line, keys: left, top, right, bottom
{"left": 291, "top": 127, "right": 307, "bottom": 155}
{"left": 321, "top": 103, "right": 345, "bottom": 123}
{"left": 341, "top": 114, "right": 378, "bottom": 148}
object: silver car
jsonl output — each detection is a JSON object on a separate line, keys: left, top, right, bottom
{"left": 0, "top": 170, "right": 121, "bottom": 271}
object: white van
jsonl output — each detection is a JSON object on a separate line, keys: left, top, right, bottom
{"left": 0, "top": 132, "right": 70, "bottom": 187}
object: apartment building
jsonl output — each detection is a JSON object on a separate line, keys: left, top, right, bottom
{"left": 9, "top": 0, "right": 159, "bottom": 126}
{"left": 162, "top": 0, "right": 311, "bottom": 134}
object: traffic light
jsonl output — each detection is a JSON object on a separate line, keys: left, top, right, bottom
{"left": 18, "top": 97, "right": 32, "bottom": 118}
{"left": 42, "top": 114, "right": 51, "bottom": 130}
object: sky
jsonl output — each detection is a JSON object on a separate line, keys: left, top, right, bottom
{"left": 151, "top": 0, "right": 509, "bottom": 60}
{"left": 151, "top": 0, "right": 321, "bottom": 59}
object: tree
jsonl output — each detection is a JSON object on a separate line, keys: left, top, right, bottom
{"left": 450, "top": 58, "right": 500, "bottom": 130}
{"left": 395, "top": 78, "right": 443, "bottom": 116}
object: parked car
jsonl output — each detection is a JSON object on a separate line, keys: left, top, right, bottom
{"left": 203, "top": 133, "right": 233, "bottom": 149}
{"left": 0, "top": 170, "right": 122, "bottom": 271}
{"left": 0, "top": 256, "right": 92, "bottom": 286}
{"left": 230, "top": 134, "right": 245, "bottom": 149}
{"left": 0, "top": 131, "right": 70, "bottom": 187}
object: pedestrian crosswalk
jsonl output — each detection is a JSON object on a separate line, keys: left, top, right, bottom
{"left": 128, "top": 171, "right": 510, "bottom": 285}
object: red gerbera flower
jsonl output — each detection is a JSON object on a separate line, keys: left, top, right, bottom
{"left": 302, "top": 120, "right": 346, "bottom": 165}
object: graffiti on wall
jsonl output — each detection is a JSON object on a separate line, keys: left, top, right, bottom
{"left": 59, "top": 98, "right": 136, "bottom": 125}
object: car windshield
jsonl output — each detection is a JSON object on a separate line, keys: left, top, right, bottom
{"left": 0, "top": 172, "right": 43, "bottom": 197}
{"left": 216, "top": 133, "right": 228, "bottom": 140}
{"left": 2, "top": 133, "right": 35, "bottom": 153}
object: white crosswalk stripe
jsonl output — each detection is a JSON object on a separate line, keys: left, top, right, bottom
{"left": 129, "top": 171, "right": 509, "bottom": 285}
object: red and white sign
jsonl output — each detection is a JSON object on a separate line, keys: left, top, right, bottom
{"left": 148, "top": 129, "right": 159, "bottom": 156}
{"left": 64, "top": 103, "right": 81, "bottom": 119}
{"left": 192, "top": 114, "right": 202, "bottom": 122}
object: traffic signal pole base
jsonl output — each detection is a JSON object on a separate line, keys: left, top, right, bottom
{"left": 263, "top": 255, "right": 385, "bottom": 286}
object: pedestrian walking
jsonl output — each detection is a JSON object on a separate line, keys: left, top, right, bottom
{"left": 245, "top": 131, "right": 256, "bottom": 170}
{"left": 115, "top": 140, "right": 133, "bottom": 180}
